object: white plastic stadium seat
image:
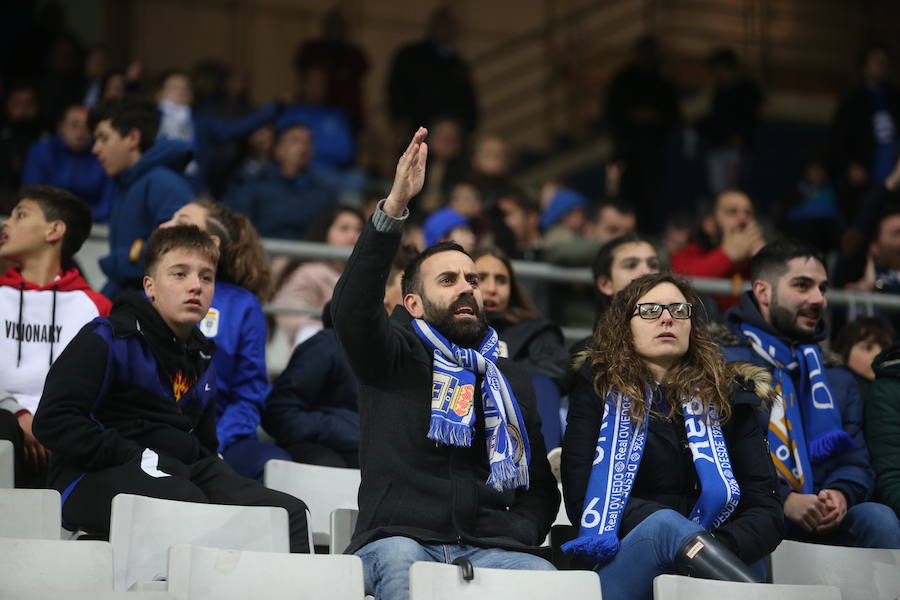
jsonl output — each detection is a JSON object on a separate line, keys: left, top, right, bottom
{"left": 0, "top": 439, "right": 13, "bottom": 488}
{"left": 166, "top": 544, "right": 365, "bottom": 600}
{"left": 0, "top": 488, "right": 61, "bottom": 539}
{"left": 330, "top": 507, "right": 359, "bottom": 554}
{"left": 0, "top": 537, "right": 113, "bottom": 596}
{"left": 408, "top": 561, "right": 602, "bottom": 600}
{"left": 20, "top": 593, "right": 174, "bottom": 600}
{"left": 653, "top": 574, "right": 842, "bottom": 600}
{"left": 264, "top": 460, "right": 360, "bottom": 548}
{"left": 108, "top": 493, "right": 289, "bottom": 591}
{"left": 771, "top": 539, "right": 900, "bottom": 600}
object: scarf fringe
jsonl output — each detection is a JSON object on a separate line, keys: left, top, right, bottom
{"left": 807, "top": 429, "right": 855, "bottom": 464}
{"left": 487, "top": 457, "right": 523, "bottom": 492}
{"left": 427, "top": 419, "right": 473, "bottom": 447}
{"left": 561, "top": 535, "right": 619, "bottom": 565}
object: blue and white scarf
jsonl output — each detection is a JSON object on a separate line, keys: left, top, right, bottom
{"left": 740, "top": 324, "right": 854, "bottom": 493}
{"left": 563, "top": 388, "right": 740, "bottom": 564}
{"left": 412, "top": 319, "right": 531, "bottom": 492}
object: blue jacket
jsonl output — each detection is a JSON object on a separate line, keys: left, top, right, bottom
{"left": 718, "top": 291, "right": 875, "bottom": 507}
{"left": 263, "top": 327, "right": 359, "bottom": 452}
{"left": 100, "top": 139, "right": 194, "bottom": 299}
{"left": 198, "top": 281, "right": 269, "bottom": 452}
{"left": 22, "top": 134, "right": 115, "bottom": 222}
{"left": 278, "top": 104, "right": 355, "bottom": 172}
{"left": 222, "top": 164, "right": 335, "bottom": 240}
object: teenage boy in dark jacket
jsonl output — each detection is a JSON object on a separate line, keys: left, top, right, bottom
{"left": 90, "top": 97, "right": 194, "bottom": 300}
{"left": 331, "top": 129, "right": 559, "bottom": 600}
{"left": 717, "top": 239, "right": 900, "bottom": 548}
{"left": 33, "top": 226, "right": 310, "bottom": 552}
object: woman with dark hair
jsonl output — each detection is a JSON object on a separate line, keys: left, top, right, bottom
{"left": 562, "top": 273, "right": 783, "bottom": 599}
{"left": 474, "top": 247, "right": 569, "bottom": 449}
{"left": 270, "top": 206, "right": 364, "bottom": 349}
{"left": 160, "top": 200, "right": 291, "bottom": 480}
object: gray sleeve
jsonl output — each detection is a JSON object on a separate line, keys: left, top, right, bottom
{"left": 371, "top": 199, "right": 408, "bottom": 234}
{"left": 0, "top": 390, "right": 24, "bottom": 415}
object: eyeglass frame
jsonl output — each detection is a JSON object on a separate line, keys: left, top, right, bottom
{"left": 631, "top": 302, "right": 693, "bottom": 320}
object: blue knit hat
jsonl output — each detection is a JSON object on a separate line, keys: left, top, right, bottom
{"left": 424, "top": 208, "right": 470, "bottom": 247}
{"left": 540, "top": 188, "right": 589, "bottom": 230}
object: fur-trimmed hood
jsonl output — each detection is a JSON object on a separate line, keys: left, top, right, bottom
{"left": 730, "top": 361, "right": 777, "bottom": 409}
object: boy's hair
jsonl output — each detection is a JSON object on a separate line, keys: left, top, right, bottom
{"left": 16, "top": 185, "right": 92, "bottom": 268}
{"left": 144, "top": 225, "right": 220, "bottom": 277}
{"left": 834, "top": 317, "right": 895, "bottom": 362}
{"left": 88, "top": 97, "right": 160, "bottom": 153}
{"left": 401, "top": 241, "right": 468, "bottom": 297}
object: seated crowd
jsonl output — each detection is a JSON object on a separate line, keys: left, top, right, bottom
{"left": 2, "top": 13, "right": 900, "bottom": 600}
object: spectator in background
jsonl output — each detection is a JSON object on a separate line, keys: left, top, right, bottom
{"left": 830, "top": 44, "right": 900, "bottom": 219}
{"left": 697, "top": 48, "right": 764, "bottom": 193}
{"left": 224, "top": 123, "right": 335, "bottom": 240}
{"left": 39, "top": 33, "right": 84, "bottom": 131}
{"left": 497, "top": 186, "right": 543, "bottom": 261}
{"left": 159, "top": 200, "right": 292, "bottom": 481}
{"left": 544, "top": 194, "right": 638, "bottom": 266}
{"left": 0, "top": 186, "right": 110, "bottom": 487}
{"left": 834, "top": 317, "right": 894, "bottom": 399}
{"left": 868, "top": 340, "right": 900, "bottom": 518}
{"left": 232, "top": 124, "right": 276, "bottom": 185}
{"left": 605, "top": 36, "right": 681, "bottom": 228}
{"left": 388, "top": 6, "right": 478, "bottom": 137}
{"left": 475, "top": 247, "right": 569, "bottom": 450}
{"left": 33, "top": 226, "right": 310, "bottom": 551}
{"left": 155, "top": 70, "right": 281, "bottom": 194}
{"left": 0, "top": 82, "right": 43, "bottom": 212}
{"left": 80, "top": 44, "right": 110, "bottom": 108}
{"left": 775, "top": 156, "right": 842, "bottom": 255}
{"left": 718, "top": 240, "right": 900, "bottom": 549}
{"left": 90, "top": 97, "right": 194, "bottom": 300}
{"left": 541, "top": 187, "right": 590, "bottom": 260}
{"left": 22, "top": 104, "right": 115, "bottom": 221}
{"left": 294, "top": 7, "right": 370, "bottom": 133}
{"left": 270, "top": 206, "right": 364, "bottom": 350}
{"left": 469, "top": 135, "right": 513, "bottom": 210}
{"left": 417, "top": 117, "right": 467, "bottom": 214}
{"left": 422, "top": 206, "right": 476, "bottom": 252}
{"left": 671, "top": 189, "right": 764, "bottom": 311}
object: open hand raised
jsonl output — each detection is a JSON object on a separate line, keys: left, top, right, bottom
{"left": 384, "top": 127, "right": 429, "bottom": 217}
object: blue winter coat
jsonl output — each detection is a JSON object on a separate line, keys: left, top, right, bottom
{"left": 22, "top": 134, "right": 115, "bottom": 222}
{"left": 100, "top": 139, "right": 194, "bottom": 299}
{"left": 263, "top": 327, "right": 360, "bottom": 452}
{"left": 222, "top": 164, "right": 335, "bottom": 240}
{"left": 197, "top": 281, "right": 269, "bottom": 453}
{"left": 718, "top": 292, "right": 875, "bottom": 508}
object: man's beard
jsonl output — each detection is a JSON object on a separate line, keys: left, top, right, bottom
{"left": 770, "top": 295, "right": 821, "bottom": 343}
{"left": 422, "top": 294, "right": 488, "bottom": 348}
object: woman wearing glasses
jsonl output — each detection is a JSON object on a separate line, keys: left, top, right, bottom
{"left": 561, "top": 273, "right": 783, "bottom": 600}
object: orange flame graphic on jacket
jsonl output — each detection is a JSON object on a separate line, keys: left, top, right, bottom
{"left": 170, "top": 371, "right": 196, "bottom": 402}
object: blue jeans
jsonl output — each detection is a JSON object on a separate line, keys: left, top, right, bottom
{"left": 356, "top": 536, "right": 555, "bottom": 600}
{"left": 792, "top": 501, "right": 900, "bottom": 549}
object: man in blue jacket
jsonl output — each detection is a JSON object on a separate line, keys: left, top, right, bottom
{"left": 90, "top": 97, "right": 194, "bottom": 300}
{"left": 717, "top": 239, "right": 900, "bottom": 548}
{"left": 22, "top": 105, "right": 115, "bottom": 222}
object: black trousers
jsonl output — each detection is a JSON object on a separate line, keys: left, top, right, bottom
{"left": 0, "top": 409, "right": 45, "bottom": 488}
{"left": 62, "top": 453, "right": 310, "bottom": 552}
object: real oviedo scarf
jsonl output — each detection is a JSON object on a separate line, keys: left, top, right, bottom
{"left": 563, "top": 388, "right": 740, "bottom": 564}
{"left": 412, "top": 319, "right": 531, "bottom": 492}
{"left": 739, "top": 323, "right": 853, "bottom": 493}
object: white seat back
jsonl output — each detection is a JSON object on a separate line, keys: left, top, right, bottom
{"left": 166, "top": 544, "right": 365, "bottom": 600}
{"left": 330, "top": 507, "right": 359, "bottom": 554}
{"left": 109, "top": 493, "right": 289, "bottom": 591}
{"left": 0, "top": 488, "right": 61, "bottom": 539}
{"left": 0, "top": 439, "right": 13, "bottom": 488}
{"left": 653, "top": 574, "right": 842, "bottom": 599}
{"left": 0, "top": 537, "right": 113, "bottom": 595}
{"left": 264, "top": 460, "right": 360, "bottom": 547}
{"left": 408, "top": 561, "right": 602, "bottom": 600}
{"left": 771, "top": 539, "right": 900, "bottom": 600}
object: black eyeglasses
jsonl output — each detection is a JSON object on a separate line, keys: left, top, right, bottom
{"left": 632, "top": 302, "right": 693, "bottom": 320}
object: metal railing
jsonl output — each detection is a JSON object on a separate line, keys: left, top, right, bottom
{"left": 85, "top": 224, "right": 900, "bottom": 313}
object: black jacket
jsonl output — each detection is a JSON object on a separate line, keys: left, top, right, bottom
{"left": 489, "top": 313, "right": 569, "bottom": 382}
{"left": 561, "top": 362, "right": 784, "bottom": 564}
{"left": 34, "top": 292, "right": 218, "bottom": 492}
{"left": 331, "top": 219, "right": 559, "bottom": 555}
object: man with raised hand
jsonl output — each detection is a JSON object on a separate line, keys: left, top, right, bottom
{"left": 331, "top": 128, "right": 559, "bottom": 600}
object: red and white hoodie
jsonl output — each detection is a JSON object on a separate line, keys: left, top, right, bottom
{"left": 0, "top": 267, "right": 111, "bottom": 415}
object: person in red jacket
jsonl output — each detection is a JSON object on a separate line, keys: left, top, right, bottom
{"left": 671, "top": 189, "right": 765, "bottom": 310}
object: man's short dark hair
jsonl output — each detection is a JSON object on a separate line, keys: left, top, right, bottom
{"left": 88, "top": 97, "right": 160, "bottom": 153}
{"left": 500, "top": 186, "right": 539, "bottom": 214}
{"left": 16, "top": 185, "right": 91, "bottom": 267}
{"left": 144, "top": 225, "right": 220, "bottom": 277}
{"left": 596, "top": 198, "right": 635, "bottom": 219}
{"left": 401, "top": 241, "right": 469, "bottom": 297}
{"left": 750, "top": 239, "right": 825, "bottom": 284}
